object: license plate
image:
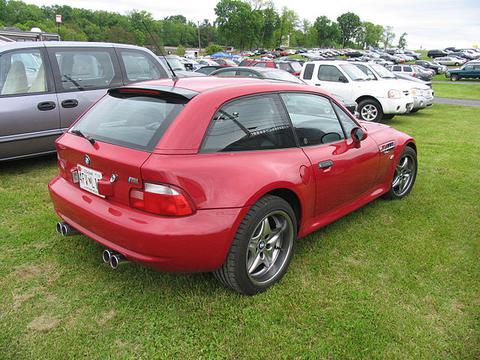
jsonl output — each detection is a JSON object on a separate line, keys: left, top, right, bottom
{"left": 78, "top": 165, "right": 103, "bottom": 196}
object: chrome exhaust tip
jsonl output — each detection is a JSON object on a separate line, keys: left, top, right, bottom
{"left": 110, "top": 253, "right": 125, "bottom": 269}
{"left": 56, "top": 221, "right": 79, "bottom": 236}
{"left": 102, "top": 249, "right": 113, "bottom": 264}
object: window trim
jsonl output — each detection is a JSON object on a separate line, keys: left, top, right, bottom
{"left": 46, "top": 46, "right": 123, "bottom": 94}
{"left": 115, "top": 48, "right": 168, "bottom": 85}
{"left": 0, "top": 47, "right": 55, "bottom": 98}
{"left": 278, "top": 91, "right": 358, "bottom": 148}
{"left": 199, "top": 92, "right": 298, "bottom": 153}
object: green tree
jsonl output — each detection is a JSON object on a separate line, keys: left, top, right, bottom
{"left": 205, "top": 43, "right": 224, "bottom": 54}
{"left": 276, "top": 7, "right": 298, "bottom": 47}
{"left": 313, "top": 16, "right": 340, "bottom": 47}
{"left": 398, "top": 32, "right": 407, "bottom": 49}
{"left": 176, "top": 45, "right": 185, "bottom": 56}
{"left": 380, "top": 26, "right": 395, "bottom": 49}
{"left": 337, "top": 12, "right": 361, "bottom": 47}
{"left": 259, "top": 6, "right": 279, "bottom": 48}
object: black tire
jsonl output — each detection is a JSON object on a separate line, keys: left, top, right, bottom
{"left": 455, "top": 62, "right": 460, "bottom": 66}
{"left": 382, "top": 114, "right": 395, "bottom": 120}
{"left": 451, "top": 75, "right": 459, "bottom": 81}
{"left": 358, "top": 99, "right": 383, "bottom": 122}
{"left": 410, "top": 108, "right": 419, "bottom": 113}
{"left": 214, "top": 195, "right": 296, "bottom": 295}
{"left": 383, "top": 146, "right": 417, "bottom": 200}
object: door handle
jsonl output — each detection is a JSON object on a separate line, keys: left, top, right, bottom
{"left": 315, "top": 83, "right": 321, "bottom": 86}
{"left": 61, "top": 99, "right": 79, "bottom": 108}
{"left": 319, "top": 160, "right": 334, "bottom": 169}
{"left": 37, "top": 101, "right": 56, "bottom": 111}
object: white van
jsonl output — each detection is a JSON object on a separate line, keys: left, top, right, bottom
{"left": 300, "top": 60, "right": 414, "bottom": 122}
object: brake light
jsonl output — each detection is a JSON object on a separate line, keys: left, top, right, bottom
{"left": 130, "top": 183, "right": 194, "bottom": 216}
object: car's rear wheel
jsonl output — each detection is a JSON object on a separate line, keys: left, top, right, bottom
{"left": 455, "top": 62, "right": 460, "bottom": 66}
{"left": 214, "top": 195, "right": 296, "bottom": 295}
{"left": 383, "top": 146, "right": 417, "bottom": 200}
{"left": 451, "top": 74, "right": 459, "bottom": 81}
{"left": 358, "top": 99, "right": 383, "bottom": 122}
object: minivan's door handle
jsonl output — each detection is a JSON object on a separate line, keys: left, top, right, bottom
{"left": 61, "top": 99, "right": 79, "bottom": 108}
{"left": 37, "top": 101, "right": 56, "bottom": 111}
{"left": 319, "top": 160, "right": 334, "bottom": 169}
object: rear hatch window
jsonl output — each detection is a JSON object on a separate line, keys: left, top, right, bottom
{"left": 70, "top": 90, "right": 187, "bottom": 151}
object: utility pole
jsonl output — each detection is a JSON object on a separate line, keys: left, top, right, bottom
{"left": 197, "top": 21, "right": 201, "bottom": 57}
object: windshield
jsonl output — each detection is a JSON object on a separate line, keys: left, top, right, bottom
{"left": 263, "top": 70, "right": 304, "bottom": 84}
{"left": 290, "top": 62, "right": 303, "bottom": 72}
{"left": 371, "top": 64, "right": 396, "bottom": 79}
{"left": 339, "top": 64, "right": 369, "bottom": 81}
{"left": 71, "top": 92, "right": 186, "bottom": 151}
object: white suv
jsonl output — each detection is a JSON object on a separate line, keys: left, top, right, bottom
{"left": 300, "top": 60, "right": 414, "bottom": 122}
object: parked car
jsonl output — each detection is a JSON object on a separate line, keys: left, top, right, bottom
{"left": 394, "top": 73, "right": 432, "bottom": 88}
{"left": 49, "top": 76, "right": 417, "bottom": 295}
{"left": 415, "top": 60, "right": 447, "bottom": 74}
{"left": 403, "top": 50, "right": 421, "bottom": 60}
{"left": 300, "top": 60, "right": 414, "bottom": 122}
{"left": 435, "top": 56, "right": 467, "bottom": 66}
{"left": 210, "top": 66, "right": 357, "bottom": 115}
{"left": 214, "top": 58, "right": 237, "bottom": 67}
{"left": 427, "top": 49, "right": 447, "bottom": 58}
{"left": 239, "top": 59, "right": 276, "bottom": 68}
{"left": 354, "top": 63, "right": 434, "bottom": 113}
{"left": 385, "top": 64, "right": 433, "bottom": 81}
{"left": 446, "top": 63, "right": 480, "bottom": 81}
{"left": 0, "top": 41, "right": 169, "bottom": 161}
{"left": 194, "top": 65, "right": 225, "bottom": 75}
{"left": 275, "top": 61, "right": 303, "bottom": 76}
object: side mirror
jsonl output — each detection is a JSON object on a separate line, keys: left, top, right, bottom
{"left": 351, "top": 127, "right": 367, "bottom": 143}
{"left": 338, "top": 75, "right": 348, "bottom": 83}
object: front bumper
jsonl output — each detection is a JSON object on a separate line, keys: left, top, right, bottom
{"left": 413, "top": 95, "right": 434, "bottom": 110}
{"left": 379, "top": 97, "right": 414, "bottom": 115}
{"left": 49, "top": 176, "right": 244, "bottom": 272}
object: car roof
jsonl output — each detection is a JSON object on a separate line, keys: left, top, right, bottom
{"left": 129, "top": 76, "right": 311, "bottom": 95}
{"left": 0, "top": 41, "right": 152, "bottom": 52}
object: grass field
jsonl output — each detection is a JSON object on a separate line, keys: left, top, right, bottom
{"left": 432, "top": 82, "right": 480, "bottom": 100}
{"left": 0, "top": 105, "right": 479, "bottom": 359}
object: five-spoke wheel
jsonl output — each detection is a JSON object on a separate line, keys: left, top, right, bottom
{"left": 383, "top": 146, "right": 417, "bottom": 200}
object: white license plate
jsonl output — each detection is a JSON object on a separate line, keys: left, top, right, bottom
{"left": 78, "top": 165, "right": 103, "bottom": 196}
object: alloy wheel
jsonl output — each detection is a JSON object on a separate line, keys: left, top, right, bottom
{"left": 392, "top": 154, "right": 416, "bottom": 196}
{"left": 245, "top": 210, "right": 294, "bottom": 286}
{"left": 360, "top": 104, "right": 378, "bottom": 121}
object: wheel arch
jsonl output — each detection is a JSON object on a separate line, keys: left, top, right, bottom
{"left": 356, "top": 95, "right": 383, "bottom": 110}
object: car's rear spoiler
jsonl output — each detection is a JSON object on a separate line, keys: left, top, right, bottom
{"left": 108, "top": 85, "right": 198, "bottom": 100}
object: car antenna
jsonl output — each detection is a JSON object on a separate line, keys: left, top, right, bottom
{"left": 141, "top": 20, "right": 178, "bottom": 82}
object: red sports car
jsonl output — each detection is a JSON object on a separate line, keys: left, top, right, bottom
{"left": 49, "top": 77, "right": 417, "bottom": 295}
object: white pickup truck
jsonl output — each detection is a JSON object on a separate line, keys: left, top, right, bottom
{"left": 300, "top": 60, "right": 414, "bottom": 122}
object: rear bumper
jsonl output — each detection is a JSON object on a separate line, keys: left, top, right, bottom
{"left": 49, "top": 176, "right": 245, "bottom": 272}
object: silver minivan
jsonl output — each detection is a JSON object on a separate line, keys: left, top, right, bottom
{"left": 0, "top": 41, "right": 169, "bottom": 161}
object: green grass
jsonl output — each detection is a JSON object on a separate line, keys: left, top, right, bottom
{"left": 1, "top": 105, "right": 479, "bottom": 359}
{"left": 432, "top": 83, "right": 480, "bottom": 100}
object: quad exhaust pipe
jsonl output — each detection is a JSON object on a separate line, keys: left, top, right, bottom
{"left": 102, "top": 249, "right": 127, "bottom": 269}
{"left": 56, "top": 221, "right": 79, "bottom": 236}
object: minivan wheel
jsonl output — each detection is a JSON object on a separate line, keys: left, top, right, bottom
{"left": 358, "top": 99, "right": 383, "bottom": 122}
{"left": 214, "top": 195, "right": 296, "bottom": 295}
{"left": 383, "top": 146, "right": 417, "bottom": 200}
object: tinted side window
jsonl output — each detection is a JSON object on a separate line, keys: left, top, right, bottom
{"left": 254, "top": 62, "right": 267, "bottom": 68}
{"left": 119, "top": 50, "right": 165, "bottom": 83}
{"left": 0, "top": 49, "right": 48, "bottom": 95}
{"left": 236, "top": 70, "right": 259, "bottom": 78}
{"left": 318, "top": 65, "right": 343, "bottom": 82}
{"left": 51, "top": 48, "right": 120, "bottom": 91}
{"left": 202, "top": 94, "right": 296, "bottom": 152}
{"left": 393, "top": 66, "right": 402, "bottom": 71}
{"left": 303, "top": 63, "right": 314, "bottom": 80}
{"left": 403, "top": 66, "right": 413, "bottom": 72}
{"left": 214, "top": 70, "right": 237, "bottom": 77}
{"left": 333, "top": 103, "right": 357, "bottom": 138}
{"left": 281, "top": 93, "right": 344, "bottom": 146}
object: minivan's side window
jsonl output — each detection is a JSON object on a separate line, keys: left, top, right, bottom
{"left": 52, "top": 49, "right": 119, "bottom": 91}
{"left": 393, "top": 65, "right": 402, "bottom": 72}
{"left": 0, "top": 49, "right": 47, "bottom": 95}
{"left": 281, "top": 93, "right": 344, "bottom": 146}
{"left": 119, "top": 50, "right": 165, "bottom": 83}
{"left": 303, "top": 63, "right": 314, "bottom": 80}
{"left": 333, "top": 103, "right": 358, "bottom": 138}
{"left": 318, "top": 65, "right": 344, "bottom": 82}
{"left": 202, "top": 94, "right": 296, "bottom": 152}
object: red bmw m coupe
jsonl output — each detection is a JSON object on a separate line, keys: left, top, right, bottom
{"left": 49, "top": 77, "right": 417, "bottom": 295}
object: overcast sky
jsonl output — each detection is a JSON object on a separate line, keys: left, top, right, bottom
{"left": 25, "top": 0, "right": 480, "bottom": 49}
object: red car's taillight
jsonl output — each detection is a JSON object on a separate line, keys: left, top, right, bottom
{"left": 130, "top": 183, "right": 194, "bottom": 216}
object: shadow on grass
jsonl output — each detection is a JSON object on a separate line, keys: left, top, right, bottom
{"left": 0, "top": 154, "right": 57, "bottom": 172}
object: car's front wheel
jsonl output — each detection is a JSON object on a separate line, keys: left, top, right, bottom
{"left": 214, "top": 195, "right": 296, "bottom": 295}
{"left": 383, "top": 146, "right": 417, "bottom": 200}
{"left": 451, "top": 74, "right": 459, "bottom": 81}
{"left": 358, "top": 99, "right": 383, "bottom": 122}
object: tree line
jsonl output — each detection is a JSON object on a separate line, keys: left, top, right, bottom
{"left": 0, "top": 0, "right": 402, "bottom": 51}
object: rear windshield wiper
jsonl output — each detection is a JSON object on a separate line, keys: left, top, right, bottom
{"left": 70, "top": 129, "right": 96, "bottom": 146}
